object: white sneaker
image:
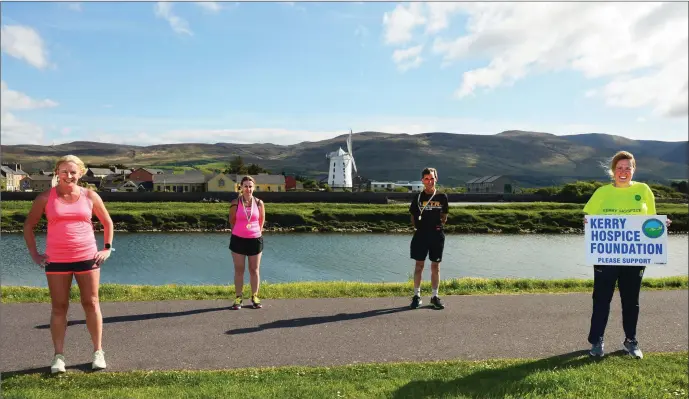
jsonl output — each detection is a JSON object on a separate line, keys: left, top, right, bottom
{"left": 51, "top": 354, "right": 66, "bottom": 374}
{"left": 623, "top": 339, "right": 643, "bottom": 359}
{"left": 92, "top": 350, "right": 107, "bottom": 370}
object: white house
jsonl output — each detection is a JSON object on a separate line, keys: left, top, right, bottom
{"left": 370, "top": 180, "right": 424, "bottom": 192}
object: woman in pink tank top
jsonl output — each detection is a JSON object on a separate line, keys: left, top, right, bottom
{"left": 228, "top": 175, "right": 265, "bottom": 310}
{"left": 23, "top": 155, "right": 114, "bottom": 374}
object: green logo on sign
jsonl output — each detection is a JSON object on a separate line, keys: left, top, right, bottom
{"left": 642, "top": 218, "right": 664, "bottom": 239}
{"left": 634, "top": 195, "right": 641, "bottom": 201}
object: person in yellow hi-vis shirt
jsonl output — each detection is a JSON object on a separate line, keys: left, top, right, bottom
{"left": 583, "top": 150, "right": 672, "bottom": 359}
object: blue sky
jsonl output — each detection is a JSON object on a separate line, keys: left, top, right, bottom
{"left": 1, "top": 1, "right": 687, "bottom": 146}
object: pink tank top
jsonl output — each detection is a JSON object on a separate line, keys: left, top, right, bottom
{"left": 233, "top": 196, "right": 262, "bottom": 238}
{"left": 45, "top": 187, "right": 98, "bottom": 263}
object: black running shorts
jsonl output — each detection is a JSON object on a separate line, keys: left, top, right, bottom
{"left": 410, "top": 229, "right": 445, "bottom": 262}
{"left": 45, "top": 259, "right": 99, "bottom": 274}
{"left": 229, "top": 234, "right": 264, "bottom": 256}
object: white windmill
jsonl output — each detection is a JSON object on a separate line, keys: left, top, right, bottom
{"left": 326, "top": 130, "right": 358, "bottom": 190}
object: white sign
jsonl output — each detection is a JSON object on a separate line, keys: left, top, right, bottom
{"left": 585, "top": 215, "right": 668, "bottom": 266}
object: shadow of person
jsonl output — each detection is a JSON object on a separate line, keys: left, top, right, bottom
{"left": 391, "top": 350, "right": 606, "bottom": 399}
{"left": 2, "top": 362, "right": 92, "bottom": 379}
{"left": 34, "top": 306, "right": 228, "bottom": 329}
{"left": 227, "top": 306, "right": 409, "bottom": 335}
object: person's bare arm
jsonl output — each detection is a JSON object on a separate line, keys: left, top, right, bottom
{"left": 23, "top": 191, "right": 49, "bottom": 266}
{"left": 89, "top": 190, "right": 114, "bottom": 265}
{"left": 229, "top": 199, "right": 238, "bottom": 227}
{"left": 258, "top": 199, "right": 265, "bottom": 232}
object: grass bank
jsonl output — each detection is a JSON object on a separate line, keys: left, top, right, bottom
{"left": 2, "top": 352, "right": 687, "bottom": 399}
{"left": 2, "top": 201, "right": 687, "bottom": 233}
{"left": 3, "top": 276, "right": 687, "bottom": 303}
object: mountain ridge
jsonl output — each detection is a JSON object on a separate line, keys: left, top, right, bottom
{"left": 2, "top": 130, "right": 686, "bottom": 187}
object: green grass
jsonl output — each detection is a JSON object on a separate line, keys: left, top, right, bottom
{"left": 2, "top": 352, "right": 687, "bottom": 398}
{"left": 2, "top": 201, "right": 687, "bottom": 233}
{"left": 2, "top": 276, "right": 687, "bottom": 303}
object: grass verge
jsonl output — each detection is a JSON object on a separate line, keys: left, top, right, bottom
{"left": 2, "top": 201, "right": 687, "bottom": 233}
{"left": 2, "top": 276, "right": 687, "bottom": 303}
{"left": 2, "top": 352, "right": 687, "bottom": 398}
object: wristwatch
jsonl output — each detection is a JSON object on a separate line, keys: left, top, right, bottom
{"left": 105, "top": 243, "right": 112, "bottom": 250}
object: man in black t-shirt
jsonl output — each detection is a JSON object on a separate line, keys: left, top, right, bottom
{"left": 408, "top": 167, "right": 449, "bottom": 310}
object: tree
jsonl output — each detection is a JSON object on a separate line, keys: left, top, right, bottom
{"left": 247, "top": 163, "right": 269, "bottom": 175}
{"left": 302, "top": 179, "right": 318, "bottom": 190}
{"left": 0, "top": 177, "right": 6, "bottom": 191}
{"left": 225, "top": 156, "right": 248, "bottom": 175}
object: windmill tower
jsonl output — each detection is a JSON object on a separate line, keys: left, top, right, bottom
{"left": 326, "top": 130, "right": 358, "bottom": 190}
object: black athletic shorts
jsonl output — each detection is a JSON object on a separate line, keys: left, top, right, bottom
{"left": 45, "top": 259, "right": 99, "bottom": 275}
{"left": 229, "top": 234, "right": 264, "bottom": 256}
{"left": 410, "top": 229, "right": 445, "bottom": 262}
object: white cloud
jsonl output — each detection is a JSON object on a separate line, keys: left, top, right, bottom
{"left": 392, "top": 44, "right": 424, "bottom": 72}
{"left": 425, "top": 2, "right": 465, "bottom": 34}
{"left": 385, "top": 3, "right": 688, "bottom": 118}
{"left": 0, "top": 25, "right": 50, "bottom": 69}
{"left": 1, "top": 81, "right": 58, "bottom": 145}
{"left": 382, "top": 3, "right": 426, "bottom": 45}
{"left": 196, "top": 2, "right": 222, "bottom": 13}
{"left": 154, "top": 2, "right": 193, "bottom": 35}
{"left": 1, "top": 81, "right": 59, "bottom": 111}
{"left": 67, "top": 3, "right": 82, "bottom": 12}
{"left": 0, "top": 112, "right": 45, "bottom": 145}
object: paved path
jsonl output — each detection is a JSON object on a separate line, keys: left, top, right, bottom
{"left": 2, "top": 291, "right": 687, "bottom": 375}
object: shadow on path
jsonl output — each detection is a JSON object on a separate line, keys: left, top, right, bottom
{"left": 34, "top": 306, "right": 229, "bottom": 329}
{"left": 227, "top": 306, "right": 409, "bottom": 335}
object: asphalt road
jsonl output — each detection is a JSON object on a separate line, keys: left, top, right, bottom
{"left": 1, "top": 290, "right": 687, "bottom": 375}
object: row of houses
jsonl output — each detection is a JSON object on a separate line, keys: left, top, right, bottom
{"left": 1, "top": 163, "right": 297, "bottom": 193}
{"left": 153, "top": 171, "right": 291, "bottom": 193}
{"left": 2, "top": 162, "right": 516, "bottom": 194}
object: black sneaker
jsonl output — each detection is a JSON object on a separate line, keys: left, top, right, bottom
{"left": 431, "top": 296, "right": 445, "bottom": 310}
{"left": 410, "top": 295, "right": 422, "bottom": 309}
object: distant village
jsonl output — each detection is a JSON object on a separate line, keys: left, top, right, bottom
{"left": 0, "top": 161, "right": 516, "bottom": 195}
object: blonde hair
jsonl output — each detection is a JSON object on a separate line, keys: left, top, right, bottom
{"left": 606, "top": 151, "right": 636, "bottom": 180}
{"left": 52, "top": 155, "right": 87, "bottom": 187}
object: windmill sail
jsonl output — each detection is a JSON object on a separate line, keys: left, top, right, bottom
{"left": 347, "top": 129, "right": 357, "bottom": 174}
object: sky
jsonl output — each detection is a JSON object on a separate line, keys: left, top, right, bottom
{"left": 1, "top": 1, "right": 687, "bottom": 146}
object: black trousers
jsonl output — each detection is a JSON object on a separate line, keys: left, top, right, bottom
{"left": 588, "top": 265, "right": 645, "bottom": 344}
